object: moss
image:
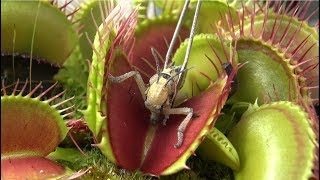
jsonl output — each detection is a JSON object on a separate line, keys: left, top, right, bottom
{"left": 57, "top": 147, "right": 151, "bottom": 180}
{"left": 57, "top": 147, "right": 233, "bottom": 179}
{"left": 162, "top": 156, "right": 234, "bottom": 180}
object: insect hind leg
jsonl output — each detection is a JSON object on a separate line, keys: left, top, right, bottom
{"left": 163, "top": 107, "right": 194, "bottom": 148}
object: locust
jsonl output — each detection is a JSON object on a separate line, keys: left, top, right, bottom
{"left": 109, "top": 0, "right": 202, "bottom": 148}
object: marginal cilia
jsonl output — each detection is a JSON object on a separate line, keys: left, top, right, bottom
{"left": 109, "top": 0, "right": 203, "bottom": 148}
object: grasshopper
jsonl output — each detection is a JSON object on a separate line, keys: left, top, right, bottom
{"left": 109, "top": 0, "right": 202, "bottom": 148}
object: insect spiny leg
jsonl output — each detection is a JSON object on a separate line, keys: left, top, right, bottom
{"left": 174, "top": 107, "right": 193, "bottom": 148}
{"left": 109, "top": 71, "right": 147, "bottom": 100}
{"left": 163, "top": 107, "right": 194, "bottom": 148}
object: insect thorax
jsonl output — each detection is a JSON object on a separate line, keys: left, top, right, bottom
{"left": 144, "top": 67, "right": 180, "bottom": 114}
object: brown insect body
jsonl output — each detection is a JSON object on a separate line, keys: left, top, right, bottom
{"left": 145, "top": 67, "right": 180, "bottom": 124}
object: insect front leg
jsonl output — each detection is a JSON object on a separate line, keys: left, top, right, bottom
{"left": 108, "top": 71, "right": 146, "bottom": 100}
{"left": 163, "top": 107, "right": 193, "bottom": 148}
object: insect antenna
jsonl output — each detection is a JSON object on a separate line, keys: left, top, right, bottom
{"left": 163, "top": 0, "right": 191, "bottom": 68}
{"left": 151, "top": 47, "right": 161, "bottom": 82}
{"left": 165, "top": 67, "right": 194, "bottom": 86}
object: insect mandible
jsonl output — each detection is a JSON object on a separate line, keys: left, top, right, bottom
{"left": 109, "top": 0, "right": 202, "bottom": 148}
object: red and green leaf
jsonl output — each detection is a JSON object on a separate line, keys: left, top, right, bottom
{"left": 1, "top": 82, "right": 73, "bottom": 179}
{"left": 101, "top": 52, "right": 231, "bottom": 175}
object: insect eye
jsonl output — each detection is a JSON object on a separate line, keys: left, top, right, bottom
{"left": 162, "top": 73, "right": 171, "bottom": 80}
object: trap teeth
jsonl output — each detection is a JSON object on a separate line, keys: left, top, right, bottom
{"left": 172, "top": 33, "right": 237, "bottom": 101}
{"left": 197, "top": 127, "right": 240, "bottom": 171}
{"left": 1, "top": 81, "right": 72, "bottom": 179}
{"left": 222, "top": 1, "right": 319, "bottom": 103}
{"left": 183, "top": 165, "right": 191, "bottom": 170}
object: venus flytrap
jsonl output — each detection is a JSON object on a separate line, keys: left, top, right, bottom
{"left": 1, "top": 0, "right": 78, "bottom": 66}
{"left": 83, "top": 0, "right": 240, "bottom": 176}
{"left": 1, "top": 0, "right": 318, "bottom": 179}
{"left": 228, "top": 100, "right": 318, "bottom": 180}
{"left": 1, "top": 81, "right": 76, "bottom": 179}
{"left": 217, "top": 1, "right": 319, "bottom": 106}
